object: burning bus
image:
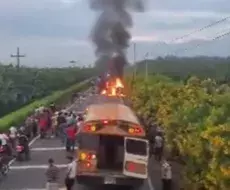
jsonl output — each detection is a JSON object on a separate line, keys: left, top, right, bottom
{"left": 76, "top": 69, "right": 149, "bottom": 189}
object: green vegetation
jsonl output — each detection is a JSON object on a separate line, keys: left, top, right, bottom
{"left": 131, "top": 56, "right": 230, "bottom": 82}
{"left": 0, "top": 79, "right": 91, "bottom": 131}
{"left": 0, "top": 64, "right": 95, "bottom": 117}
{"left": 128, "top": 74, "right": 230, "bottom": 190}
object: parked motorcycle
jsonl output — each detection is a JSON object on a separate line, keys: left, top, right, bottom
{"left": 16, "top": 145, "right": 25, "bottom": 161}
{"left": 0, "top": 147, "right": 9, "bottom": 177}
{"left": 0, "top": 156, "right": 9, "bottom": 177}
{"left": 40, "top": 128, "right": 46, "bottom": 139}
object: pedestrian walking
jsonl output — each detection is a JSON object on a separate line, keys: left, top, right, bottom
{"left": 45, "top": 158, "right": 59, "bottom": 190}
{"left": 65, "top": 156, "right": 76, "bottom": 190}
{"left": 161, "top": 159, "right": 172, "bottom": 190}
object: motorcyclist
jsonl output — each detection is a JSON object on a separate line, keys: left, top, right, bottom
{"left": 9, "top": 126, "right": 17, "bottom": 150}
{"left": 17, "top": 128, "right": 30, "bottom": 160}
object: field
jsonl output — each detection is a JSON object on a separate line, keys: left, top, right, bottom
{"left": 0, "top": 64, "right": 94, "bottom": 117}
{"left": 127, "top": 74, "right": 230, "bottom": 190}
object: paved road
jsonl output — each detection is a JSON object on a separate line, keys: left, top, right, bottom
{"left": 0, "top": 91, "right": 156, "bottom": 190}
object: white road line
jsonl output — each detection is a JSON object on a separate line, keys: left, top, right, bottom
{"left": 147, "top": 177, "right": 155, "bottom": 190}
{"left": 16, "top": 188, "right": 66, "bottom": 190}
{"left": 29, "top": 135, "right": 41, "bottom": 146}
{"left": 31, "top": 147, "right": 78, "bottom": 151}
{"left": 8, "top": 135, "right": 41, "bottom": 166}
{"left": 10, "top": 164, "right": 67, "bottom": 170}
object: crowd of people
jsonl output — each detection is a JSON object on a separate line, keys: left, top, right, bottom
{"left": 0, "top": 101, "right": 84, "bottom": 189}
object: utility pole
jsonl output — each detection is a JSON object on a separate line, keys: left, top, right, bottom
{"left": 10, "top": 47, "right": 26, "bottom": 69}
{"left": 133, "top": 43, "right": 137, "bottom": 76}
{"left": 145, "top": 52, "right": 149, "bottom": 81}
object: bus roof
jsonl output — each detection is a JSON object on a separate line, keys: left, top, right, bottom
{"left": 85, "top": 103, "right": 141, "bottom": 125}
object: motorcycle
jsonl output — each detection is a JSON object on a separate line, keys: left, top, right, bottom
{"left": 40, "top": 128, "right": 46, "bottom": 139}
{"left": 16, "top": 145, "right": 25, "bottom": 161}
{"left": 0, "top": 156, "right": 9, "bottom": 177}
{"left": 0, "top": 147, "right": 9, "bottom": 177}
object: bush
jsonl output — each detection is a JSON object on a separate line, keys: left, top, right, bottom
{"left": 128, "top": 75, "right": 230, "bottom": 190}
{"left": 0, "top": 79, "right": 91, "bottom": 131}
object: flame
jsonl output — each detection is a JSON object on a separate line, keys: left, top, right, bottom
{"left": 100, "top": 78, "right": 125, "bottom": 97}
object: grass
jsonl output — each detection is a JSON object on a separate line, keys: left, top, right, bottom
{"left": 0, "top": 79, "right": 91, "bottom": 131}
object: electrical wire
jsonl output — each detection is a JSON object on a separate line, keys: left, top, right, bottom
{"left": 172, "top": 29, "right": 230, "bottom": 55}
{"left": 146, "top": 15, "right": 230, "bottom": 57}
{"left": 168, "top": 16, "right": 230, "bottom": 43}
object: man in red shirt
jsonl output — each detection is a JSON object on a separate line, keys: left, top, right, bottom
{"left": 65, "top": 124, "right": 77, "bottom": 152}
{"left": 39, "top": 113, "right": 48, "bottom": 139}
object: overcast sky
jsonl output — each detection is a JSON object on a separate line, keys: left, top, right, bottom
{"left": 0, "top": 0, "right": 229, "bottom": 67}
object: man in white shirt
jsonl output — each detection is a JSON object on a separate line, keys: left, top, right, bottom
{"left": 161, "top": 159, "right": 172, "bottom": 190}
{"left": 0, "top": 134, "right": 7, "bottom": 146}
{"left": 0, "top": 133, "right": 12, "bottom": 156}
{"left": 65, "top": 156, "right": 76, "bottom": 190}
{"left": 9, "top": 126, "right": 17, "bottom": 149}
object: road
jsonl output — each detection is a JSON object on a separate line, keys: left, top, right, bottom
{"left": 0, "top": 90, "right": 158, "bottom": 190}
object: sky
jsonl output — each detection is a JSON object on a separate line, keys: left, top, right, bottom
{"left": 0, "top": 0, "right": 229, "bottom": 67}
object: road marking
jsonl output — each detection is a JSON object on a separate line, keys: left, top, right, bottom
{"left": 10, "top": 164, "right": 67, "bottom": 170}
{"left": 29, "top": 135, "right": 41, "bottom": 146}
{"left": 147, "top": 177, "right": 155, "bottom": 190}
{"left": 8, "top": 135, "right": 41, "bottom": 166}
{"left": 16, "top": 188, "right": 66, "bottom": 190}
{"left": 31, "top": 147, "right": 78, "bottom": 151}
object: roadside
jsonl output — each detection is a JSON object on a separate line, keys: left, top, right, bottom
{"left": 0, "top": 91, "right": 92, "bottom": 190}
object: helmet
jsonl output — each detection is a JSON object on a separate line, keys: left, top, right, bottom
{"left": 10, "top": 126, "right": 16, "bottom": 130}
{"left": 19, "top": 126, "right": 25, "bottom": 133}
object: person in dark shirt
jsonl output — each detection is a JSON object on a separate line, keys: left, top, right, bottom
{"left": 56, "top": 112, "right": 66, "bottom": 138}
{"left": 57, "top": 112, "right": 66, "bottom": 125}
{"left": 45, "top": 158, "right": 59, "bottom": 190}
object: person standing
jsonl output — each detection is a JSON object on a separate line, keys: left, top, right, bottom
{"left": 56, "top": 111, "right": 66, "bottom": 138}
{"left": 31, "top": 115, "right": 38, "bottom": 138}
{"left": 39, "top": 112, "right": 48, "bottom": 139}
{"left": 9, "top": 126, "right": 17, "bottom": 150}
{"left": 65, "top": 124, "right": 77, "bottom": 152}
{"left": 45, "top": 158, "right": 59, "bottom": 190}
{"left": 65, "top": 156, "right": 76, "bottom": 190}
{"left": 154, "top": 132, "right": 164, "bottom": 161}
{"left": 161, "top": 159, "right": 172, "bottom": 190}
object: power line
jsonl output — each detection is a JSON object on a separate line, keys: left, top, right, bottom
{"left": 136, "top": 16, "right": 230, "bottom": 78}
{"left": 148, "top": 15, "right": 230, "bottom": 57}
{"left": 172, "top": 29, "right": 230, "bottom": 55}
{"left": 168, "top": 16, "right": 230, "bottom": 43}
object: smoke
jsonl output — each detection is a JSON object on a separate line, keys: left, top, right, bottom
{"left": 89, "top": 0, "right": 145, "bottom": 77}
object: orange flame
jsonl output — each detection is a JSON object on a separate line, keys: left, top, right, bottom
{"left": 100, "top": 78, "right": 125, "bottom": 97}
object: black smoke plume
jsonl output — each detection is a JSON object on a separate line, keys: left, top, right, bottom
{"left": 89, "top": 0, "right": 145, "bottom": 78}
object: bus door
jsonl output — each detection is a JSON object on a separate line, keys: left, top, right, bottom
{"left": 123, "top": 137, "right": 149, "bottom": 179}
